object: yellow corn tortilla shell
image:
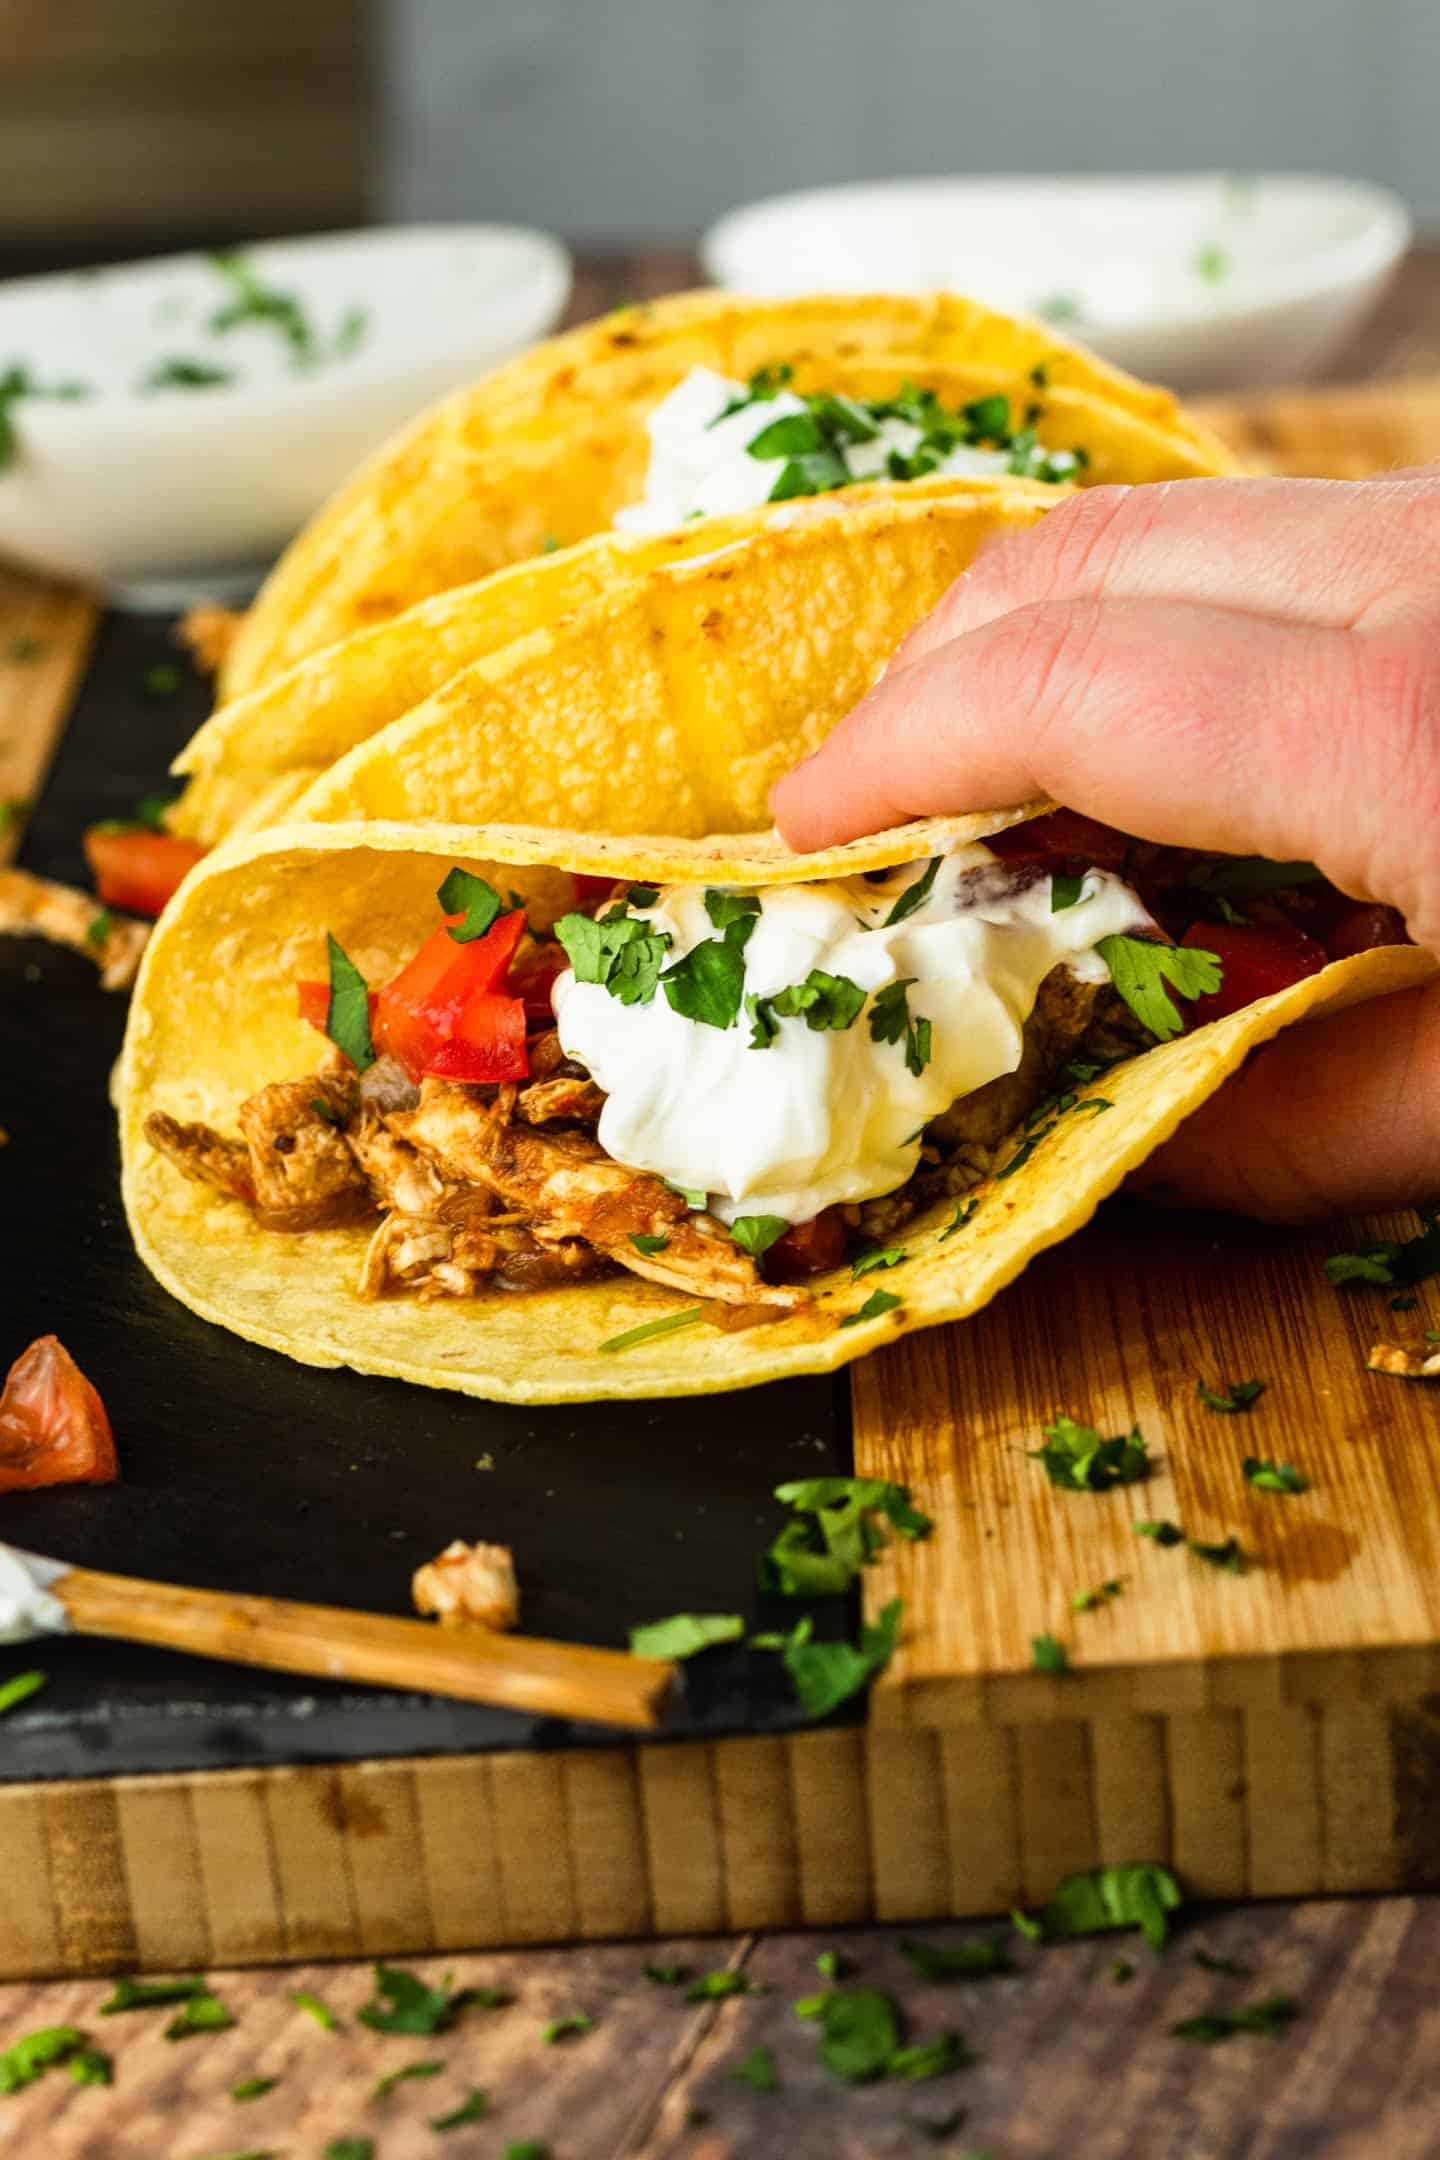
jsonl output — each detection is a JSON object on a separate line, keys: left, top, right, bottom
{"left": 171, "top": 477, "right": 1057, "bottom": 846}
{"left": 220, "top": 288, "right": 1241, "bottom": 699}
{"left": 282, "top": 490, "right": 1065, "bottom": 836}
{"left": 121, "top": 814, "right": 1436, "bottom": 1406}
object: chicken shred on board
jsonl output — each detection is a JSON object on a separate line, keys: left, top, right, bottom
{"left": 413, "top": 1539, "right": 519, "bottom": 1631}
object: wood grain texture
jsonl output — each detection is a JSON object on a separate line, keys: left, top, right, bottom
{"left": 0, "top": 571, "right": 97, "bottom": 864}
{"left": 1197, "top": 371, "right": 1440, "bottom": 476}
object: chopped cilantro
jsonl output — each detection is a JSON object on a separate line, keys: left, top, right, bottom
{"left": 0, "top": 1669, "right": 46, "bottom": 1716}
{"left": 165, "top": 1991, "right": 236, "bottom": 2040}
{"left": 1031, "top": 1413, "right": 1150, "bottom": 1492}
{"left": 939, "top": 1197, "right": 979, "bottom": 1241}
{"left": 1326, "top": 1214, "right": 1440, "bottom": 1290}
{"left": 661, "top": 929, "right": 749, "bottom": 1029}
{"left": 102, "top": 1974, "right": 209, "bottom": 2014}
{"left": 1110, "top": 1959, "right": 1137, "bottom": 1984}
{"left": 1194, "top": 1947, "right": 1252, "bottom": 1976}
{"left": 760, "top": 1477, "right": 929, "bottom": 1597}
{"left": 503, "top": 2146, "right": 550, "bottom": 2160}
{"left": 1197, "top": 1378, "right": 1266, "bottom": 1413}
{"left": 555, "top": 907, "right": 671, "bottom": 1006}
{"left": 208, "top": 250, "right": 316, "bottom": 361}
{"left": 288, "top": 1987, "right": 340, "bottom": 2030}
{"left": 370, "top": 2060, "right": 442, "bottom": 2104}
{"left": 730, "top": 1213, "right": 789, "bottom": 1259}
{"left": 324, "top": 934, "right": 374, "bottom": 1071}
{"left": 751, "top": 968, "right": 867, "bottom": 1042}
{"left": 1015, "top": 1863, "right": 1183, "bottom": 1950}
{"left": 324, "top": 2144, "right": 374, "bottom": 2160}
{"left": 782, "top": 1599, "right": 903, "bottom": 1714}
{"left": 732, "top": 2045, "right": 780, "bottom": 2092}
{"left": 868, "top": 976, "right": 932, "bottom": 1074}
{"left": 66, "top": 2046, "right": 112, "bottom": 2085}
{"left": 1135, "top": 1518, "right": 1185, "bottom": 1546}
{"left": 815, "top": 1950, "right": 851, "bottom": 1980}
{"left": 703, "top": 888, "right": 761, "bottom": 937}
{"left": 807, "top": 1986, "right": 899, "bottom": 2082}
{"left": 1096, "top": 933, "right": 1221, "bottom": 1040}
{"left": 1190, "top": 1535, "right": 1245, "bottom": 1573}
{"left": 900, "top": 1935, "right": 1011, "bottom": 1981}
{"left": 437, "top": 866, "right": 507, "bottom": 943}
{"left": 995, "top": 1122, "right": 1058, "bottom": 1179}
{"left": 358, "top": 1963, "right": 475, "bottom": 2036}
{"left": 1173, "top": 1994, "right": 1298, "bottom": 2044}
{"left": 1051, "top": 870, "right": 1085, "bottom": 911}
{"left": 643, "top": 1963, "right": 689, "bottom": 1985}
{"left": 1187, "top": 857, "right": 1323, "bottom": 902}
{"left": 852, "top": 1244, "right": 907, "bottom": 1278}
{"left": 1031, "top": 1633, "right": 1070, "bottom": 1674}
{"left": 0, "top": 2025, "right": 88, "bottom": 2094}
{"left": 0, "top": 363, "right": 89, "bottom": 469}
{"left": 629, "top": 1231, "right": 670, "bottom": 1256}
{"left": 745, "top": 991, "right": 779, "bottom": 1048}
{"left": 840, "top": 1287, "right": 901, "bottom": 1329}
{"left": 1392, "top": 1294, "right": 1418, "bottom": 1311}
{"left": 1244, "top": 1457, "right": 1307, "bottom": 1495}
{"left": 431, "top": 2087, "right": 491, "bottom": 2129}
{"left": 1194, "top": 243, "right": 1230, "bottom": 284}
{"left": 686, "top": 1969, "right": 762, "bottom": 2001}
{"left": 232, "top": 2075, "right": 279, "bottom": 2101}
{"left": 140, "top": 661, "right": 181, "bottom": 700}
{"left": 145, "top": 356, "right": 234, "bottom": 390}
{"left": 309, "top": 1096, "right": 342, "bottom": 1127}
{"left": 883, "top": 857, "right": 941, "bottom": 927}
{"left": 627, "top": 883, "right": 659, "bottom": 907}
{"left": 664, "top": 1177, "right": 707, "bottom": 1207}
{"left": 1070, "top": 1578, "right": 1125, "bottom": 1613}
{"left": 542, "top": 2012, "right": 593, "bottom": 2043}
{"left": 628, "top": 1612, "right": 743, "bottom": 1659}
{"left": 888, "top": 2032, "right": 973, "bottom": 2080}
{"left": 598, "top": 1306, "right": 705, "bottom": 1354}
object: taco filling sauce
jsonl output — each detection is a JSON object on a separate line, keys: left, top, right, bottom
{"left": 612, "top": 365, "right": 1088, "bottom": 534}
{"left": 141, "top": 823, "right": 1408, "bottom": 1324}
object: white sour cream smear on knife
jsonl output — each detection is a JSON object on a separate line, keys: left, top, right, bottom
{"left": 0, "top": 1544, "right": 70, "bottom": 1644}
{"left": 554, "top": 848, "right": 1149, "bottom": 1224}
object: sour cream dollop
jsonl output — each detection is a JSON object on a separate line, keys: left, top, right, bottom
{"left": 612, "top": 366, "right": 1023, "bottom": 537}
{"left": 0, "top": 1544, "right": 70, "bottom": 1645}
{"left": 553, "top": 848, "right": 1152, "bottom": 1224}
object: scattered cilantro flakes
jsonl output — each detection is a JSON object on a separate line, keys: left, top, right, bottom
{"left": 808, "top": 1986, "right": 900, "bottom": 2082}
{"left": 732, "top": 2044, "right": 780, "bottom": 2092}
{"left": 1015, "top": 1863, "right": 1183, "bottom": 1950}
{"left": 1188, "top": 857, "right": 1323, "bottom": 902}
{"left": 358, "top": 1963, "right": 475, "bottom": 2036}
{"left": 0, "top": 2025, "right": 88, "bottom": 2094}
{"left": 325, "top": 934, "right": 375, "bottom": 1071}
{"left": 431, "top": 2087, "right": 491, "bottom": 2129}
{"left": 704, "top": 888, "right": 761, "bottom": 937}
{"left": 437, "top": 866, "right": 506, "bottom": 943}
{"left": 542, "top": 2012, "right": 593, "bottom": 2044}
{"left": 324, "top": 2143, "right": 374, "bottom": 2160}
{"left": 900, "top": 1936, "right": 1011, "bottom": 1981}
{"left": 504, "top": 2144, "right": 550, "bottom": 2160}
{"left": 309, "top": 1096, "right": 343, "bottom": 1127}
{"left": 686, "top": 1969, "right": 762, "bottom": 2001}
{"left": 643, "top": 1962, "right": 689, "bottom": 1986}
{"left": 661, "top": 929, "right": 749, "bottom": 1029}
{"left": 1051, "top": 871, "right": 1085, "bottom": 911}
{"left": 139, "top": 661, "right": 181, "bottom": 700}
{"left": 0, "top": 363, "right": 88, "bottom": 469}
{"left": 1198, "top": 1378, "right": 1266, "bottom": 1414}
{"left": 232, "top": 2075, "right": 279, "bottom": 2102}
{"left": 751, "top": 968, "right": 867, "bottom": 1044}
{"left": 1110, "top": 1959, "right": 1137, "bottom": 1985}
{"left": 1326, "top": 1215, "right": 1440, "bottom": 1291}
{"left": 0, "top": 1669, "right": 46, "bottom": 1716}
{"left": 1030, "top": 1633, "right": 1070, "bottom": 1675}
{"left": 166, "top": 1991, "right": 236, "bottom": 2041}
{"left": 883, "top": 857, "right": 942, "bottom": 927}
{"left": 664, "top": 1177, "right": 707, "bottom": 1208}
{"left": 783, "top": 1599, "right": 903, "bottom": 1715}
{"left": 852, "top": 1244, "right": 907, "bottom": 1278}
{"left": 1194, "top": 243, "right": 1230, "bottom": 284}
{"left": 102, "top": 1974, "right": 208, "bottom": 2014}
{"left": 598, "top": 1306, "right": 705, "bottom": 1355}
{"left": 628, "top": 1612, "right": 743, "bottom": 1659}
{"left": 816, "top": 1950, "right": 851, "bottom": 1981}
{"left": 1031, "top": 1413, "right": 1150, "bottom": 1492}
{"left": 888, "top": 2032, "right": 974, "bottom": 2080}
{"left": 556, "top": 906, "right": 671, "bottom": 1006}
{"left": 145, "top": 356, "right": 234, "bottom": 390}
{"left": 629, "top": 1231, "right": 670, "bottom": 1257}
{"left": 1173, "top": 1994, "right": 1298, "bottom": 2044}
{"left": 840, "top": 1287, "right": 901, "bottom": 1329}
{"left": 1194, "top": 1947, "right": 1252, "bottom": 1976}
{"left": 939, "top": 1197, "right": 979, "bottom": 1241}
{"left": 1244, "top": 1457, "right": 1307, "bottom": 1495}
{"left": 1135, "top": 1518, "right": 1185, "bottom": 1546}
{"left": 730, "top": 1213, "right": 789, "bottom": 1259}
{"left": 868, "top": 976, "right": 932, "bottom": 1074}
{"left": 1190, "top": 1535, "right": 1245, "bottom": 1573}
{"left": 66, "top": 2045, "right": 112, "bottom": 2085}
{"left": 288, "top": 1988, "right": 340, "bottom": 2031}
{"left": 1096, "top": 933, "right": 1220, "bottom": 1040}
{"left": 995, "top": 1122, "right": 1058, "bottom": 1179}
{"left": 369, "top": 2060, "right": 442, "bottom": 2104}
{"left": 1070, "top": 1578, "right": 1125, "bottom": 1613}
{"left": 207, "top": 250, "right": 363, "bottom": 369}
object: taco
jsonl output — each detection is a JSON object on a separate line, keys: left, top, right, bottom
{"left": 120, "top": 810, "right": 1431, "bottom": 1405}
{"left": 218, "top": 289, "right": 1241, "bottom": 703}
{"left": 170, "top": 480, "right": 1056, "bottom": 847}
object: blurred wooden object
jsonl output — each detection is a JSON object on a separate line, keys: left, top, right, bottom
{"left": 0, "top": 1, "right": 371, "bottom": 249}
{"left": 1196, "top": 373, "right": 1440, "bottom": 476}
{"left": 0, "top": 570, "right": 96, "bottom": 863}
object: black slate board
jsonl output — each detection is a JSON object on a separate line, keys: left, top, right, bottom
{"left": 0, "top": 612, "right": 852, "bottom": 1780}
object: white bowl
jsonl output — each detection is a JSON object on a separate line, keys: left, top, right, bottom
{"left": 702, "top": 174, "right": 1410, "bottom": 395}
{"left": 0, "top": 223, "right": 572, "bottom": 602}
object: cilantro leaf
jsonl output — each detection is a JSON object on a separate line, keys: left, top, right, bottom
{"left": 1198, "top": 1378, "right": 1266, "bottom": 1413}
{"left": 437, "top": 867, "right": 506, "bottom": 943}
{"left": 745, "top": 992, "right": 779, "bottom": 1048}
{"left": 1194, "top": 1947, "right": 1252, "bottom": 1976}
{"left": 102, "top": 1974, "right": 208, "bottom": 2014}
{"left": 758, "top": 1520, "right": 855, "bottom": 1597}
{"left": 661, "top": 933, "right": 749, "bottom": 1029}
{"left": 840, "top": 1287, "right": 901, "bottom": 1329}
{"left": 66, "top": 2046, "right": 112, "bottom": 2086}
{"left": 1016, "top": 1863, "right": 1183, "bottom": 1950}
{"left": 503, "top": 2146, "right": 550, "bottom": 2160}
{"left": 325, "top": 2144, "right": 375, "bottom": 2160}
{"left": 664, "top": 1178, "right": 707, "bottom": 1207}
{"left": 643, "top": 1963, "right": 689, "bottom": 1985}
{"left": 887, "top": 2032, "right": 974, "bottom": 2080}
{"left": 939, "top": 1197, "right": 978, "bottom": 1241}
{"left": 145, "top": 356, "right": 234, "bottom": 390}
{"left": 782, "top": 1599, "right": 902, "bottom": 1715}
{"left": 730, "top": 1214, "right": 789, "bottom": 1259}
{"left": 1031, "top": 1413, "right": 1150, "bottom": 1492}
{"left": 868, "top": 977, "right": 933, "bottom": 1075}
{"left": 1243, "top": 1457, "right": 1307, "bottom": 1495}
{"left": 732, "top": 2045, "right": 780, "bottom": 2092}
{"left": 370, "top": 2060, "right": 442, "bottom": 2104}
{"left": 809, "top": 1986, "right": 900, "bottom": 2082}
{"left": 746, "top": 410, "right": 824, "bottom": 459}
{"left": 815, "top": 1950, "right": 851, "bottom": 1980}
{"left": 542, "top": 2013, "right": 593, "bottom": 2043}
{"left": 1172, "top": 1994, "right": 1298, "bottom": 2044}
{"left": 325, "top": 934, "right": 375, "bottom": 1071}
{"left": 233, "top": 2075, "right": 280, "bottom": 2101}
{"left": 1096, "top": 933, "right": 1221, "bottom": 1041}
{"left": 1135, "top": 1518, "right": 1185, "bottom": 1546}
{"left": 1187, "top": 857, "right": 1324, "bottom": 902}
{"left": 0, "top": 2025, "right": 88, "bottom": 2094}
{"left": 1190, "top": 1535, "right": 1245, "bottom": 1573}
{"left": 1070, "top": 1578, "right": 1125, "bottom": 1612}
{"left": 1031, "top": 1634, "right": 1070, "bottom": 1674}
{"left": 598, "top": 1307, "right": 706, "bottom": 1355}
{"left": 358, "top": 1963, "right": 475, "bottom": 2036}
{"left": 629, "top": 1232, "right": 670, "bottom": 1256}
{"left": 1051, "top": 871, "right": 1085, "bottom": 911}
{"left": 431, "top": 2087, "right": 491, "bottom": 2129}
{"left": 288, "top": 1988, "right": 340, "bottom": 2031}
{"left": 704, "top": 889, "right": 760, "bottom": 938}
{"left": 852, "top": 1245, "right": 906, "bottom": 1278}
{"left": 556, "top": 908, "right": 670, "bottom": 1006}
{"left": 165, "top": 1991, "right": 236, "bottom": 2040}
{"left": 1326, "top": 1215, "right": 1440, "bottom": 1290}
{"left": 628, "top": 1613, "right": 743, "bottom": 1659}
{"left": 770, "top": 969, "right": 867, "bottom": 1032}
{"left": 884, "top": 858, "right": 942, "bottom": 926}
{"left": 762, "top": 1479, "right": 931, "bottom": 1594}
{"left": 900, "top": 1936, "right": 1012, "bottom": 1981}
{"left": 768, "top": 447, "right": 852, "bottom": 500}
{"left": 686, "top": 1970, "right": 763, "bottom": 2001}
{"left": 0, "top": 1670, "right": 45, "bottom": 1717}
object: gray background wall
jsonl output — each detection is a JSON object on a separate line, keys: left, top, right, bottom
{"left": 382, "top": 0, "right": 1440, "bottom": 242}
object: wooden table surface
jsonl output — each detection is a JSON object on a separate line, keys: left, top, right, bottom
{"left": 7, "top": 241, "right": 1440, "bottom": 2159}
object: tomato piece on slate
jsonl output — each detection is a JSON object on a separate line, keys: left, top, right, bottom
{"left": 0, "top": 1336, "right": 118, "bottom": 1492}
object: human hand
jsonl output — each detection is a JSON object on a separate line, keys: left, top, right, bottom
{"left": 771, "top": 472, "right": 1440, "bottom": 1221}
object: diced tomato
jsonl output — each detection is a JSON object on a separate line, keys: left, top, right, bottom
{"left": 84, "top": 825, "right": 206, "bottom": 916}
{"left": 768, "top": 1205, "right": 849, "bottom": 1282}
{"left": 373, "top": 908, "right": 526, "bottom": 1079}
{"left": 1323, "top": 903, "right": 1410, "bottom": 961}
{"left": 509, "top": 940, "right": 570, "bottom": 1022}
{"left": 1181, "top": 919, "right": 1329, "bottom": 1025}
{"left": 572, "top": 872, "right": 619, "bottom": 909}
{"left": 986, "top": 808, "right": 1133, "bottom": 874}
{"left": 425, "top": 991, "right": 529, "bottom": 1082}
{"left": 0, "top": 1336, "right": 118, "bottom": 1492}
{"left": 296, "top": 980, "right": 378, "bottom": 1036}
